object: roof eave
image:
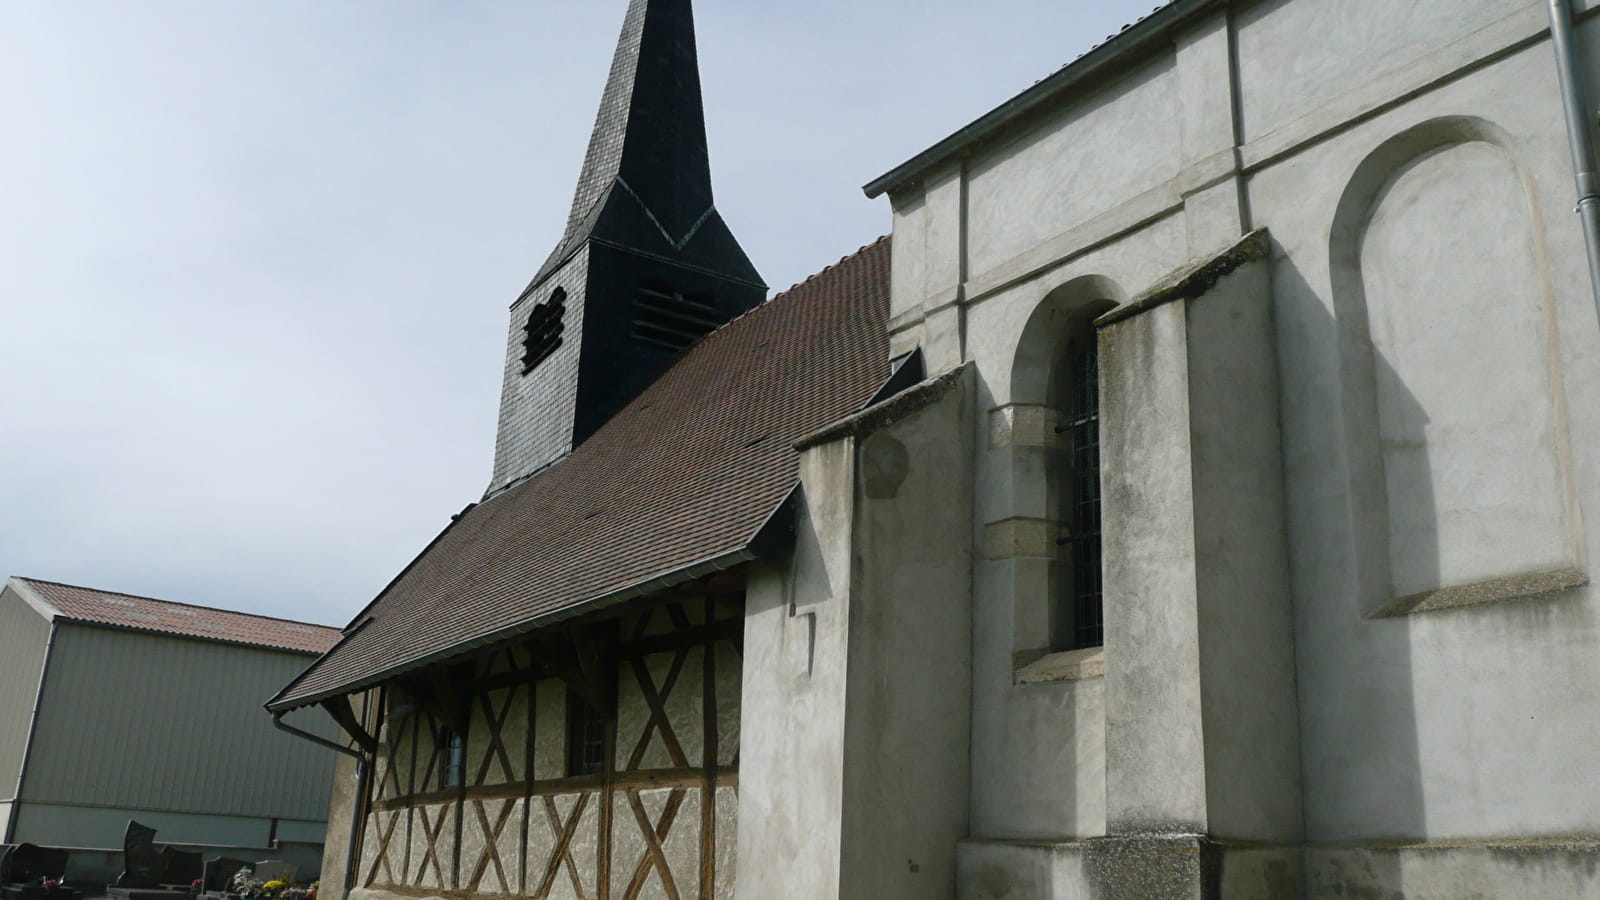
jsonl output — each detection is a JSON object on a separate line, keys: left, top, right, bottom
{"left": 266, "top": 494, "right": 798, "bottom": 713}
{"left": 266, "top": 616, "right": 375, "bottom": 712}
{"left": 7, "top": 576, "right": 62, "bottom": 621}
{"left": 53, "top": 617, "right": 329, "bottom": 657}
{"left": 862, "top": 0, "right": 1218, "bottom": 199}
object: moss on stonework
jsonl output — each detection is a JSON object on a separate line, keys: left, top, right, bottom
{"left": 1097, "top": 228, "right": 1271, "bottom": 328}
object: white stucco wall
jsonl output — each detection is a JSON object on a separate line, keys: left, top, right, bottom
{"left": 735, "top": 444, "right": 854, "bottom": 899}
{"left": 1248, "top": 37, "right": 1600, "bottom": 840}
{"left": 883, "top": 0, "right": 1600, "bottom": 893}
{"left": 737, "top": 370, "right": 974, "bottom": 899}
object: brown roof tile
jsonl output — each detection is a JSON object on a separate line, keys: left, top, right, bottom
{"left": 16, "top": 577, "right": 342, "bottom": 655}
{"left": 272, "top": 236, "right": 892, "bottom": 710}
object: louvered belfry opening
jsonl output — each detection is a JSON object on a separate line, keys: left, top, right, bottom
{"left": 631, "top": 280, "right": 721, "bottom": 352}
{"left": 520, "top": 288, "right": 567, "bottom": 373}
{"left": 487, "top": 0, "right": 768, "bottom": 493}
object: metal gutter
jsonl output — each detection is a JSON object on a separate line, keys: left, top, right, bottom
{"left": 1548, "top": 0, "right": 1600, "bottom": 322}
{"left": 863, "top": 0, "right": 1218, "bottom": 199}
{"left": 268, "top": 545, "right": 755, "bottom": 712}
{"left": 266, "top": 518, "right": 789, "bottom": 713}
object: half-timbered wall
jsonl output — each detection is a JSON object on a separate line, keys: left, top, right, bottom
{"left": 352, "top": 592, "right": 743, "bottom": 900}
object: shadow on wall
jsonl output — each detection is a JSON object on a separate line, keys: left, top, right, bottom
{"left": 1276, "top": 251, "right": 1423, "bottom": 882}
{"left": 1275, "top": 114, "right": 1574, "bottom": 890}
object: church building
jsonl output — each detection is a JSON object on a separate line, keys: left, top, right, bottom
{"left": 270, "top": 0, "right": 1600, "bottom": 896}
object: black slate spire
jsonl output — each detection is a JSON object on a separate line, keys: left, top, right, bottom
{"left": 532, "top": 0, "right": 760, "bottom": 289}
{"left": 489, "top": 0, "right": 767, "bottom": 496}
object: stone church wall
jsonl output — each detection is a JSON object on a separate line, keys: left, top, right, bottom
{"left": 883, "top": 0, "right": 1600, "bottom": 894}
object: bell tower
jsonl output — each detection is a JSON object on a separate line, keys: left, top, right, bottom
{"left": 488, "top": 0, "right": 766, "bottom": 495}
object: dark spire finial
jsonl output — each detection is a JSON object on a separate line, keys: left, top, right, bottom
{"left": 533, "top": 0, "right": 746, "bottom": 286}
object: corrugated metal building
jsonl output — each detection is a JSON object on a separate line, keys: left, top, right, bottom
{"left": 0, "top": 576, "right": 341, "bottom": 872}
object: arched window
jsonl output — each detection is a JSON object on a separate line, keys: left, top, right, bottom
{"left": 1055, "top": 314, "right": 1103, "bottom": 649}
{"left": 1005, "top": 277, "right": 1120, "bottom": 665}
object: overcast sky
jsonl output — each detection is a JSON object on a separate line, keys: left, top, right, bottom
{"left": 1, "top": 0, "right": 1162, "bottom": 627}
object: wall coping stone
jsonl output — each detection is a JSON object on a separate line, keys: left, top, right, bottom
{"left": 1015, "top": 646, "right": 1106, "bottom": 686}
{"left": 1096, "top": 228, "right": 1270, "bottom": 327}
{"left": 795, "top": 362, "right": 971, "bottom": 451}
{"left": 1372, "top": 567, "right": 1589, "bottom": 618}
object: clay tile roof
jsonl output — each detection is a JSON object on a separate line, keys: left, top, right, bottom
{"left": 271, "top": 236, "right": 892, "bottom": 711}
{"left": 16, "top": 577, "right": 341, "bottom": 655}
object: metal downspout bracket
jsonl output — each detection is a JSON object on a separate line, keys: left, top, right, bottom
{"left": 1549, "top": 0, "right": 1600, "bottom": 324}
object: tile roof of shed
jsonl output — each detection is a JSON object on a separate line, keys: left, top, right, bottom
{"left": 271, "top": 235, "right": 892, "bottom": 711}
{"left": 14, "top": 577, "right": 341, "bottom": 655}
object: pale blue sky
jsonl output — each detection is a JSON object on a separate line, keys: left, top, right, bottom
{"left": 0, "top": 0, "right": 1164, "bottom": 625}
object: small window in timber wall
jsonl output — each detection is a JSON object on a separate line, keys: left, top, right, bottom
{"left": 566, "top": 691, "right": 607, "bottom": 777}
{"left": 1056, "top": 318, "right": 1104, "bottom": 650}
{"left": 631, "top": 280, "right": 719, "bottom": 352}
{"left": 521, "top": 288, "right": 566, "bottom": 373}
{"left": 438, "top": 726, "right": 465, "bottom": 788}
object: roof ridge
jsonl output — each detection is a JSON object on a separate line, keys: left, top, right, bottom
{"left": 17, "top": 576, "right": 340, "bottom": 632}
{"left": 660, "top": 234, "right": 890, "bottom": 355}
{"left": 775, "top": 235, "right": 891, "bottom": 298}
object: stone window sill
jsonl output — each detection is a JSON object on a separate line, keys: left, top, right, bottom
{"left": 1014, "top": 645, "right": 1104, "bottom": 685}
{"left": 1371, "top": 567, "right": 1588, "bottom": 618}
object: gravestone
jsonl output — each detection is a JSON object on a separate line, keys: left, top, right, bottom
{"left": 157, "top": 849, "right": 201, "bottom": 888}
{"left": 200, "top": 858, "right": 249, "bottom": 895}
{"left": 0, "top": 844, "right": 69, "bottom": 885}
{"left": 251, "top": 861, "right": 295, "bottom": 885}
{"left": 106, "top": 823, "right": 194, "bottom": 900}
{"left": 114, "top": 823, "right": 161, "bottom": 889}
{"left": 0, "top": 843, "right": 78, "bottom": 900}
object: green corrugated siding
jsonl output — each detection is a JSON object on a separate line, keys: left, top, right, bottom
{"left": 0, "top": 586, "right": 52, "bottom": 802}
{"left": 15, "top": 803, "right": 272, "bottom": 850}
{"left": 23, "top": 624, "right": 337, "bottom": 821}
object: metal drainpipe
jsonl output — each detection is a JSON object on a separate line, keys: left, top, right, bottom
{"left": 7, "top": 621, "right": 59, "bottom": 844}
{"left": 342, "top": 698, "right": 372, "bottom": 898}
{"left": 270, "top": 709, "right": 370, "bottom": 898}
{"left": 1549, "top": 0, "right": 1600, "bottom": 322}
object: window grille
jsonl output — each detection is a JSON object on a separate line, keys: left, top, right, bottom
{"left": 521, "top": 288, "right": 566, "bottom": 373}
{"left": 631, "top": 281, "right": 719, "bottom": 352}
{"left": 1059, "top": 324, "right": 1104, "bottom": 650}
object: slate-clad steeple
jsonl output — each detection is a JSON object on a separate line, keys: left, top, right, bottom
{"left": 489, "top": 0, "right": 766, "bottom": 497}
